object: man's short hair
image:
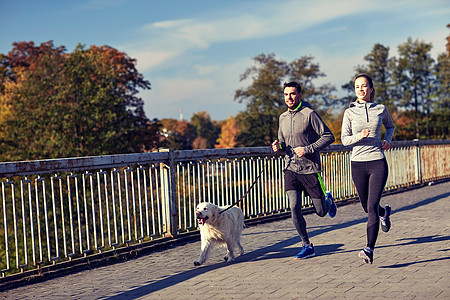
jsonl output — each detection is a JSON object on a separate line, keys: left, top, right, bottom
{"left": 283, "top": 81, "right": 302, "bottom": 93}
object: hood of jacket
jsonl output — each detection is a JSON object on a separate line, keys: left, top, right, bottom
{"left": 348, "top": 100, "right": 377, "bottom": 108}
{"left": 348, "top": 100, "right": 378, "bottom": 122}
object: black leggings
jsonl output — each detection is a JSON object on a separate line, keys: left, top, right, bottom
{"left": 351, "top": 158, "right": 388, "bottom": 249}
{"left": 284, "top": 171, "right": 330, "bottom": 245}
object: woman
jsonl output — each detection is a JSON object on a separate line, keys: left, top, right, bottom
{"left": 341, "top": 74, "right": 395, "bottom": 264}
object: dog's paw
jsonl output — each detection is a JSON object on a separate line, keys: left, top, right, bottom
{"left": 194, "top": 260, "right": 202, "bottom": 266}
{"left": 224, "top": 255, "right": 235, "bottom": 263}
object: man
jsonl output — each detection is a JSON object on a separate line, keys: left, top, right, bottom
{"left": 272, "top": 81, "right": 337, "bottom": 260}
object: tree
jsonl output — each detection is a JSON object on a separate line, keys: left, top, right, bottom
{"left": 341, "top": 43, "right": 395, "bottom": 112}
{"left": 234, "top": 53, "right": 334, "bottom": 146}
{"left": 324, "top": 111, "right": 345, "bottom": 144}
{"left": 362, "top": 44, "right": 395, "bottom": 112}
{"left": 340, "top": 38, "right": 449, "bottom": 140}
{"left": 426, "top": 25, "right": 449, "bottom": 139}
{"left": 431, "top": 52, "right": 450, "bottom": 139}
{"left": 391, "top": 38, "right": 435, "bottom": 138}
{"left": 159, "top": 118, "right": 194, "bottom": 150}
{"left": 288, "top": 56, "right": 337, "bottom": 112}
{"left": 234, "top": 54, "right": 288, "bottom": 146}
{"left": 215, "top": 116, "right": 239, "bottom": 148}
{"left": 134, "top": 118, "right": 163, "bottom": 152}
{"left": 0, "top": 41, "right": 159, "bottom": 161}
{"left": 390, "top": 111, "right": 416, "bottom": 140}
{"left": 0, "top": 41, "right": 69, "bottom": 160}
{"left": 190, "top": 111, "right": 220, "bottom": 149}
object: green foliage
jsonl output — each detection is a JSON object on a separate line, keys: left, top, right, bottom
{"left": 341, "top": 43, "right": 395, "bottom": 111}
{"left": 159, "top": 119, "right": 195, "bottom": 150}
{"left": 431, "top": 53, "right": 450, "bottom": 139}
{"left": 234, "top": 54, "right": 287, "bottom": 145}
{"left": 0, "top": 41, "right": 161, "bottom": 161}
{"left": 190, "top": 111, "right": 220, "bottom": 149}
{"left": 288, "top": 56, "right": 337, "bottom": 111}
{"left": 364, "top": 44, "right": 396, "bottom": 112}
{"left": 234, "top": 53, "right": 334, "bottom": 146}
{"left": 341, "top": 38, "right": 449, "bottom": 140}
{"left": 392, "top": 38, "right": 437, "bottom": 139}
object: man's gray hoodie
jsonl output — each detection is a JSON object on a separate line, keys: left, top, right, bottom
{"left": 278, "top": 101, "right": 335, "bottom": 174}
{"left": 341, "top": 101, "right": 395, "bottom": 162}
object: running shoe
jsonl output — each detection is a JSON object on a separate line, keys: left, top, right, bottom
{"left": 294, "top": 244, "right": 315, "bottom": 260}
{"left": 326, "top": 191, "right": 337, "bottom": 218}
{"left": 380, "top": 204, "right": 391, "bottom": 232}
{"left": 358, "top": 247, "right": 373, "bottom": 264}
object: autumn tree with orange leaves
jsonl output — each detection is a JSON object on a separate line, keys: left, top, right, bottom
{"left": 0, "top": 41, "right": 160, "bottom": 161}
{"left": 215, "top": 116, "right": 239, "bottom": 148}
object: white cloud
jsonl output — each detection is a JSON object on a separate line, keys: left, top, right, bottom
{"left": 130, "top": 50, "right": 179, "bottom": 71}
{"left": 128, "top": 0, "right": 384, "bottom": 72}
{"left": 141, "top": 56, "right": 252, "bottom": 120}
{"left": 128, "top": 0, "right": 449, "bottom": 120}
{"left": 150, "top": 19, "right": 193, "bottom": 29}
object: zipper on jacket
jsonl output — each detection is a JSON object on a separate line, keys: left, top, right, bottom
{"left": 290, "top": 111, "right": 294, "bottom": 145}
{"left": 365, "top": 102, "right": 369, "bottom": 122}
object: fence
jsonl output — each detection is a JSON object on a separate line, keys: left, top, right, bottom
{"left": 0, "top": 140, "right": 449, "bottom": 278}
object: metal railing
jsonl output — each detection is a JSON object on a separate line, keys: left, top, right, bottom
{"left": 0, "top": 140, "right": 449, "bottom": 278}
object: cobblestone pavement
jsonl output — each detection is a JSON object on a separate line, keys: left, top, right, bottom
{"left": 1, "top": 181, "right": 449, "bottom": 299}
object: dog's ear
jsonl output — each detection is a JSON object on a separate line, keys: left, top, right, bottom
{"left": 210, "top": 204, "right": 219, "bottom": 217}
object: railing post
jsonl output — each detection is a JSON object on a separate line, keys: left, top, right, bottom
{"left": 414, "top": 139, "right": 422, "bottom": 184}
{"left": 160, "top": 149, "right": 177, "bottom": 238}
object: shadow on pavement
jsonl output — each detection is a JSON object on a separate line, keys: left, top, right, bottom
{"left": 105, "top": 189, "right": 449, "bottom": 300}
{"left": 379, "top": 256, "right": 450, "bottom": 268}
{"left": 105, "top": 217, "right": 365, "bottom": 299}
{"left": 393, "top": 192, "right": 450, "bottom": 213}
{"left": 395, "top": 235, "right": 450, "bottom": 245}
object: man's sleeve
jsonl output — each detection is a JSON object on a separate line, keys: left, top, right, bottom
{"left": 278, "top": 116, "right": 286, "bottom": 150}
{"left": 303, "top": 111, "right": 335, "bottom": 154}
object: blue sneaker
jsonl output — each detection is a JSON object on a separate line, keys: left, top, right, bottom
{"left": 326, "top": 191, "right": 337, "bottom": 218}
{"left": 294, "top": 244, "right": 315, "bottom": 260}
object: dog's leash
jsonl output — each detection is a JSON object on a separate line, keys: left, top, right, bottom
{"left": 219, "top": 152, "right": 273, "bottom": 214}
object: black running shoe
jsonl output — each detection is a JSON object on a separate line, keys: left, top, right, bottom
{"left": 380, "top": 204, "right": 391, "bottom": 232}
{"left": 358, "top": 247, "right": 373, "bottom": 264}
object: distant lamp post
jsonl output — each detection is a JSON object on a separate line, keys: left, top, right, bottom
{"left": 446, "top": 24, "right": 450, "bottom": 57}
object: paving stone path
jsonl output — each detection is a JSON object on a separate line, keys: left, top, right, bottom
{"left": 1, "top": 181, "right": 449, "bottom": 299}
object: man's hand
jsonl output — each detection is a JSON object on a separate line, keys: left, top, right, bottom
{"left": 293, "top": 146, "right": 305, "bottom": 157}
{"left": 271, "top": 140, "right": 280, "bottom": 152}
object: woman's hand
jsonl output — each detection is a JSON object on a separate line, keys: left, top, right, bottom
{"left": 381, "top": 140, "right": 391, "bottom": 150}
{"left": 360, "top": 129, "right": 370, "bottom": 139}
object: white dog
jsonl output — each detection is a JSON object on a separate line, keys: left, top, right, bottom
{"left": 194, "top": 202, "right": 245, "bottom": 266}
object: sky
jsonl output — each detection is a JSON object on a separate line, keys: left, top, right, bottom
{"left": 1, "top": 0, "right": 449, "bottom": 122}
